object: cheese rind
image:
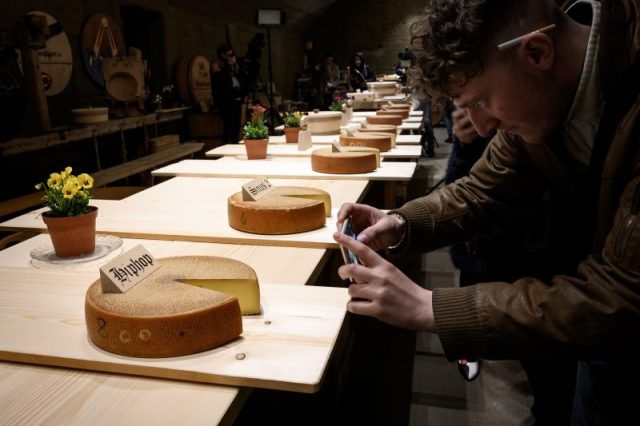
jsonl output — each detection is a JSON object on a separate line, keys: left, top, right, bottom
{"left": 340, "top": 134, "right": 393, "bottom": 152}
{"left": 228, "top": 186, "right": 329, "bottom": 234}
{"left": 311, "top": 147, "right": 379, "bottom": 174}
{"left": 85, "top": 256, "right": 253, "bottom": 358}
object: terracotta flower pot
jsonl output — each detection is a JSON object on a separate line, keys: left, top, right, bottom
{"left": 245, "top": 139, "right": 268, "bottom": 159}
{"left": 284, "top": 127, "right": 301, "bottom": 143}
{"left": 42, "top": 206, "right": 98, "bottom": 258}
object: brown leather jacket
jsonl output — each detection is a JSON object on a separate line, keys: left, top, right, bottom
{"left": 394, "top": 0, "right": 640, "bottom": 360}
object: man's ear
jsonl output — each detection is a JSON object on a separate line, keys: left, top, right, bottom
{"left": 519, "top": 33, "right": 555, "bottom": 71}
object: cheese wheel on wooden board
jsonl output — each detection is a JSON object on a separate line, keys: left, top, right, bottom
{"left": 358, "top": 125, "right": 398, "bottom": 135}
{"left": 367, "top": 115, "right": 403, "bottom": 126}
{"left": 377, "top": 110, "right": 409, "bottom": 119}
{"left": 382, "top": 104, "right": 411, "bottom": 111}
{"left": 85, "top": 256, "right": 259, "bottom": 358}
{"left": 311, "top": 147, "right": 379, "bottom": 174}
{"left": 228, "top": 186, "right": 330, "bottom": 235}
{"left": 340, "top": 133, "right": 393, "bottom": 152}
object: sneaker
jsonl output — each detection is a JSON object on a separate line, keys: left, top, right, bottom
{"left": 457, "top": 358, "right": 480, "bottom": 381}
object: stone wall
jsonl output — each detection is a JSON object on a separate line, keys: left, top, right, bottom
{"left": 308, "top": 1, "right": 425, "bottom": 79}
{"left": 0, "top": 0, "right": 314, "bottom": 128}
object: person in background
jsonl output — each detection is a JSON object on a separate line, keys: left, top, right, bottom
{"left": 442, "top": 101, "right": 455, "bottom": 144}
{"left": 395, "top": 48, "right": 414, "bottom": 85}
{"left": 418, "top": 97, "right": 437, "bottom": 158}
{"left": 349, "top": 52, "right": 375, "bottom": 91}
{"left": 322, "top": 53, "right": 341, "bottom": 108}
{"left": 334, "top": 0, "right": 640, "bottom": 423}
{"left": 446, "top": 108, "right": 577, "bottom": 423}
{"left": 212, "top": 44, "right": 247, "bottom": 144}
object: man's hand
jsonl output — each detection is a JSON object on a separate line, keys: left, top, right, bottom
{"left": 452, "top": 109, "right": 481, "bottom": 144}
{"left": 334, "top": 231, "right": 436, "bottom": 332}
{"left": 337, "top": 203, "right": 405, "bottom": 251}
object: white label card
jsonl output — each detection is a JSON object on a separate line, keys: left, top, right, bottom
{"left": 100, "top": 245, "right": 160, "bottom": 293}
{"left": 331, "top": 140, "right": 343, "bottom": 153}
{"left": 297, "top": 130, "right": 312, "bottom": 151}
{"left": 242, "top": 176, "right": 275, "bottom": 201}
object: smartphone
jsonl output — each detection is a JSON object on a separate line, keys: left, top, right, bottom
{"left": 338, "top": 217, "right": 360, "bottom": 266}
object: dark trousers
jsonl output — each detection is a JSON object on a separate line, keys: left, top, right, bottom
{"left": 220, "top": 99, "right": 243, "bottom": 144}
{"left": 572, "top": 361, "right": 639, "bottom": 425}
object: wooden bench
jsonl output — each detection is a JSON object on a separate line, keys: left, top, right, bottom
{"left": 0, "top": 143, "right": 202, "bottom": 220}
{"left": 92, "top": 142, "right": 204, "bottom": 187}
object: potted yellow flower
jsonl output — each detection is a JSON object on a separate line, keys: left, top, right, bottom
{"left": 282, "top": 111, "right": 303, "bottom": 143}
{"left": 35, "top": 166, "right": 97, "bottom": 258}
{"left": 243, "top": 105, "right": 269, "bottom": 159}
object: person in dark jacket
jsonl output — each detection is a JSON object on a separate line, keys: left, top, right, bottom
{"left": 446, "top": 108, "right": 577, "bottom": 424}
{"left": 349, "top": 52, "right": 375, "bottom": 91}
{"left": 335, "top": 0, "right": 640, "bottom": 424}
{"left": 212, "top": 44, "right": 247, "bottom": 144}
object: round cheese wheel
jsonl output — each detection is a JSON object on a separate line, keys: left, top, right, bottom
{"left": 311, "top": 147, "right": 379, "bottom": 174}
{"left": 85, "top": 256, "right": 252, "bottom": 358}
{"left": 340, "top": 133, "right": 393, "bottom": 152}
{"left": 228, "top": 186, "right": 330, "bottom": 234}
{"left": 366, "top": 115, "right": 403, "bottom": 126}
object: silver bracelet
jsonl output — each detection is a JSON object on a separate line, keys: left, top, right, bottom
{"left": 387, "top": 213, "right": 407, "bottom": 250}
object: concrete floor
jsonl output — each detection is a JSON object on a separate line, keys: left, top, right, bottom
{"left": 408, "top": 128, "right": 535, "bottom": 426}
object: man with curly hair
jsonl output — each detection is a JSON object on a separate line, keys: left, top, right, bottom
{"left": 334, "top": 0, "right": 640, "bottom": 424}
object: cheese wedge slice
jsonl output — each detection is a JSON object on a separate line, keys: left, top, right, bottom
{"left": 85, "top": 256, "right": 257, "bottom": 358}
{"left": 228, "top": 186, "right": 330, "bottom": 234}
{"left": 180, "top": 279, "right": 260, "bottom": 315}
{"left": 311, "top": 147, "right": 379, "bottom": 174}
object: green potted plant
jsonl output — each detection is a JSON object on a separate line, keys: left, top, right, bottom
{"left": 281, "top": 111, "right": 303, "bottom": 143}
{"left": 35, "top": 166, "right": 97, "bottom": 258}
{"left": 243, "top": 105, "right": 269, "bottom": 159}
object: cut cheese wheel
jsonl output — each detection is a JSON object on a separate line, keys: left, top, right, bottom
{"left": 85, "top": 256, "right": 257, "bottom": 358}
{"left": 228, "top": 186, "right": 330, "bottom": 235}
{"left": 367, "top": 115, "right": 403, "bottom": 126}
{"left": 377, "top": 110, "right": 409, "bottom": 119}
{"left": 311, "top": 147, "right": 379, "bottom": 174}
{"left": 340, "top": 133, "right": 393, "bottom": 152}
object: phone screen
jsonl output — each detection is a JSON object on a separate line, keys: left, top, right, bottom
{"left": 339, "top": 218, "right": 360, "bottom": 266}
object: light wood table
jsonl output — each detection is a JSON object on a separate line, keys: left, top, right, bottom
{"left": 0, "top": 361, "right": 247, "bottom": 426}
{"left": 398, "top": 121, "right": 421, "bottom": 133}
{"left": 266, "top": 133, "right": 420, "bottom": 145}
{"left": 0, "top": 267, "right": 349, "bottom": 392}
{"left": 151, "top": 158, "right": 416, "bottom": 208}
{"left": 152, "top": 158, "right": 415, "bottom": 182}
{"left": 206, "top": 143, "right": 421, "bottom": 161}
{"left": 0, "top": 177, "right": 370, "bottom": 249}
{"left": 0, "top": 233, "right": 329, "bottom": 286}
{"left": 0, "top": 235, "right": 346, "bottom": 424}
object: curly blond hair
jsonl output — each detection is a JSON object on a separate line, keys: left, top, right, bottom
{"left": 409, "top": 0, "right": 560, "bottom": 102}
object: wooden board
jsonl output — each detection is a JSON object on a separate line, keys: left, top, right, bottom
{"left": 0, "top": 234, "right": 328, "bottom": 286}
{"left": 266, "top": 134, "right": 420, "bottom": 145}
{"left": 206, "top": 144, "right": 421, "bottom": 160}
{"left": 0, "top": 268, "right": 350, "bottom": 393}
{"left": 0, "top": 361, "right": 246, "bottom": 426}
{"left": 151, "top": 158, "right": 417, "bottom": 182}
{"left": 0, "top": 177, "right": 370, "bottom": 249}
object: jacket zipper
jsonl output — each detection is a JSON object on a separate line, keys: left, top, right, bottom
{"left": 614, "top": 181, "right": 640, "bottom": 258}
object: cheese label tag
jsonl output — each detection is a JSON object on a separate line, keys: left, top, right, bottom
{"left": 100, "top": 245, "right": 160, "bottom": 293}
{"left": 344, "top": 124, "right": 359, "bottom": 136}
{"left": 297, "top": 130, "right": 312, "bottom": 151}
{"left": 331, "top": 140, "right": 343, "bottom": 153}
{"left": 242, "top": 176, "right": 274, "bottom": 201}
